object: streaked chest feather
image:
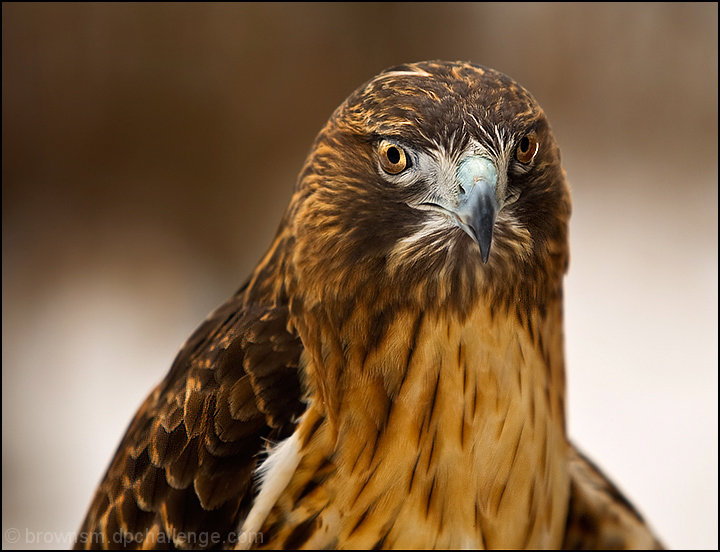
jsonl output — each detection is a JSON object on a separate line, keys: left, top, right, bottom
{"left": 241, "top": 303, "right": 569, "bottom": 549}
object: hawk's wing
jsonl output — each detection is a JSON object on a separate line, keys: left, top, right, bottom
{"left": 563, "top": 445, "right": 664, "bottom": 550}
{"left": 75, "top": 284, "right": 305, "bottom": 550}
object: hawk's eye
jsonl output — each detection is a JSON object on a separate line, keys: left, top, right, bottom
{"left": 378, "top": 141, "right": 409, "bottom": 174}
{"left": 516, "top": 132, "right": 539, "bottom": 164}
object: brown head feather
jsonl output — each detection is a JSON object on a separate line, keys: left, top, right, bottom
{"left": 256, "top": 61, "right": 572, "bottom": 420}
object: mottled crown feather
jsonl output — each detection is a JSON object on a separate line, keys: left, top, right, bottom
{"left": 283, "top": 60, "right": 570, "bottom": 319}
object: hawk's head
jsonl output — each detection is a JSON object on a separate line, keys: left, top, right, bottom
{"left": 286, "top": 61, "right": 571, "bottom": 316}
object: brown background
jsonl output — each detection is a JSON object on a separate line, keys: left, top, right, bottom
{"left": 2, "top": 3, "right": 717, "bottom": 549}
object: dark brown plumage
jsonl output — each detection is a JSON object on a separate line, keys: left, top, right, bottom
{"left": 75, "top": 61, "right": 662, "bottom": 550}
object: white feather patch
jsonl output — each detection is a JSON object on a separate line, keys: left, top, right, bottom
{"left": 234, "top": 431, "right": 301, "bottom": 549}
{"left": 375, "top": 69, "right": 432, "bottom": 79}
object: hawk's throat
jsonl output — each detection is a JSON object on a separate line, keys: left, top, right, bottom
{"left": 252, "top": 297, "right": 570, "bottom": 549}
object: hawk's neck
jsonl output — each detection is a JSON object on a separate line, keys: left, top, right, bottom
{"left": 252, "top": 294, "right": 570, "bottom": 549}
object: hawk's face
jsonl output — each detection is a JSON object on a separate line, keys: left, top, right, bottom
{"left": 290, "top": 61, "right": 571, "bottom": 314}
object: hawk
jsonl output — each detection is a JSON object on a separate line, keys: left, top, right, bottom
{"left": 76, "top": 61, "right": 663, "bottom": 550}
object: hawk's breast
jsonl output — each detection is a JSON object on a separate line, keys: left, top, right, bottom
{"left": 242, "top": 300, "right": 569, "bottom": 549}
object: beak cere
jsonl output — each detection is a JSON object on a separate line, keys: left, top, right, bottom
{"left": 453, "top": 156, "right": 499, "bottom": 263}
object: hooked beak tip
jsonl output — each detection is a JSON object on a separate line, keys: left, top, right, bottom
{"left": 481, "top": 245, "right": 491, "bottom": 264}
{"left": 466, "top": 220, "right": 493, "bottom": 264}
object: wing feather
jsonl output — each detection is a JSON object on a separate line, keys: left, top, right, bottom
{"left": 562, "top": 445, "right": 664, "bottom": 550}
{"left": 75, "top": 286, "right": 305, "bottom": 550}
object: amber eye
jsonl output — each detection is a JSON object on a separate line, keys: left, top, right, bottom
{"left": 516, "top": 132, "right": 539, "bottom": 164}
{"left": 378, "top": 141, "right": 409, "bottom": 174}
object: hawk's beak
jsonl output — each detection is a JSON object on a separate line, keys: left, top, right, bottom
{"left": 453, "top": 156, "right": 499, "bottom": 263}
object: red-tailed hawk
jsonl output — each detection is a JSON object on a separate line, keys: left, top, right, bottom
{"left": 76, "top": 60, "right": 663, "bottom": 549}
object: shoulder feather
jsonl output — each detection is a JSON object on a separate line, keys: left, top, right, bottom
{"left": 563, "top": 445, "right": 664, "bottom": 550}
{"left": 75, "top": 285, "right": 305, "bottom": 550}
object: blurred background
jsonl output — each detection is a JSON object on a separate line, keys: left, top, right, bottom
{"left": 2, "top": 3, "right": 717, "bottom": 549}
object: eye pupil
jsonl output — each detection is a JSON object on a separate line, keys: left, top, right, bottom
{"left": 378, "top": 140, "right": 409, "bottom": 175}
{"left": 387, "top": 146, "right": 400, "bottom": 164}
{"left": 516, "top": 133, "right": 538, "bottom": 164}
